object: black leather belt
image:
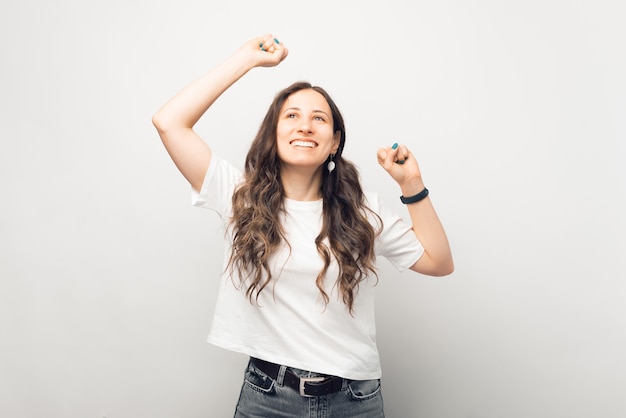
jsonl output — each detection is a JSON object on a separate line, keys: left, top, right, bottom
{"left": 251, "top": 358, "right": 345, "bottom": 397}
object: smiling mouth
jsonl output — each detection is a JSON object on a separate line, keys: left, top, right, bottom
{"left": 290, "top": 139, "right": 318, "bottom": 148}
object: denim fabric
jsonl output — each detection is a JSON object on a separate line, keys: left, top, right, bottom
{"left": 234, "top": 358, "right": 384, "bottom": 418}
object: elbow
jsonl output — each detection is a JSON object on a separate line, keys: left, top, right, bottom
{"left": 434, "top": 256, "right": 454, "bottom": 277}
{"left": 152, "top": 110, "right": 190, "bottom": 141}
{"left": 151, "top": 110, "right": 167, "bottom": 134}
{"left": 435, "top": 261, "right": 454, "bottom": 277}
{"left": 433, "top": 245, "right": 455, "bottom": 277}
{"left": 152, "top": 111, "right": 179, "bottom": 143}
{"left": 151, "top": 106, "right": 181, "bottom": 134}
{"left": 410, "top": 255, "right": 454, "bottom": 276}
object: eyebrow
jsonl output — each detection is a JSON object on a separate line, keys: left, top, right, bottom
{"left": 283, "top": 107, "right": 331, "bottom": 118}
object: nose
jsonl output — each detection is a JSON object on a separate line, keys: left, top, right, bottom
{"left": 297, "top": 119, "right": 313, "bottom": 133}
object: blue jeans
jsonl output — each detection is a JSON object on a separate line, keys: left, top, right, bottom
{"left": 234, "top": 358, "right": 385, "bottom": 417}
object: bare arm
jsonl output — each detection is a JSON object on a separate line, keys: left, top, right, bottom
{"left": 152, "top": 34, "right": 289, "bottom": 192}
{"left": 377, "top": 144, "right": 454, "bottom": 276}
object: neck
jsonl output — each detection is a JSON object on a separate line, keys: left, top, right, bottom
{"left": 280, "top": 165, "right": 323, "bottom": 201}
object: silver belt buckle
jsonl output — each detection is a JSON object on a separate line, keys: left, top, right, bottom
{"left": 299, "top": 376, "right": 326, "bottom": 397}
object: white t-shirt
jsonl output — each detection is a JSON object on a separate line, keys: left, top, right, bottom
{"left": 192, "top": 153, "right": 424, "bottom": 380}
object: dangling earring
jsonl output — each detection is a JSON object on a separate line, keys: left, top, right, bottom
{"left": 327, "top": 154, "right": 336, "bottom": 172}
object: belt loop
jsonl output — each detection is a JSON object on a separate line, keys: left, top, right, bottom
{"left": 277, "top": 364, "right": 287, "bottom": 386}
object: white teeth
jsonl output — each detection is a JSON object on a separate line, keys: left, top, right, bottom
{"left": 291, "top": 140, "right": 317, "bottom": 148}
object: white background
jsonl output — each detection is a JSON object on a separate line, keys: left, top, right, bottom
{"left": 1, "top": 0, "right": 625, "bottom": 417}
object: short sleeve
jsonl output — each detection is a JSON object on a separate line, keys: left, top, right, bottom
{"left": 191, "top": 153, "right": 243, "bottom": 218}
{"left": 368, "top": 192, "right": 424, "bottom": 272}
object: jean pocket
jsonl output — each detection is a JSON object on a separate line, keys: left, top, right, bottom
{"left": 347, "top": 379, "right": 381, "bottom": 400}
{"left": 244, "top": 363, "right": 276, "bottom": 395}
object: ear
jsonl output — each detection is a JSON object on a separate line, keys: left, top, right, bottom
{"left": 332, "top": 130, "right": 341, "bottom": 153}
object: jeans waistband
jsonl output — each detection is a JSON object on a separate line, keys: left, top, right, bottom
{"left": 251, "top": 357, "right": 345, "bottom": 397}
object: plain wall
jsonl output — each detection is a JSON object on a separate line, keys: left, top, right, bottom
{"left": 1, "top": 0, "right": 625, "bottom": 417}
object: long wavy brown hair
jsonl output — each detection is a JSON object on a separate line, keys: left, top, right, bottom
{"left": 227, "top": 81, "right": 381, "bottom": 314}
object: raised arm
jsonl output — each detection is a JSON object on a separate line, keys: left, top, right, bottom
{"left": 377, "top": 143, "right": 454, "bottom": 276}
{"left": 152, "top": 34, "right": 288, "bottom": 192}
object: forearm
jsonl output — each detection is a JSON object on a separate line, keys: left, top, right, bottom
{"left": 152, "top": 51, "right": 255, "bottom": 132}
{"left": 401, "top": 180, "right": 454, "bottom": 276}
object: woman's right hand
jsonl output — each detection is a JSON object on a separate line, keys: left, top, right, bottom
{"left": 238, "top": 34, "right": 289, "bottom": 68}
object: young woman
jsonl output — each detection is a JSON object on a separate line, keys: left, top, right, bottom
{"left": 153, "top": 34, "right": 453, "bottom": 417}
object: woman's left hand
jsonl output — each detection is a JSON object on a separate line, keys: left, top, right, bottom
{"left": 377, "top": 143, "right": 425, "bottom": 195}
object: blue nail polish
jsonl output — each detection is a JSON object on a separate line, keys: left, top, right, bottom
{"left": 392, "top": 142, "right": 404, "bottom": 163}
{"left": 274, "top": 38, "right": 279, "bottom": 44}
{"left": 259, "top": 42, "right": 264, "bottom": 47}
